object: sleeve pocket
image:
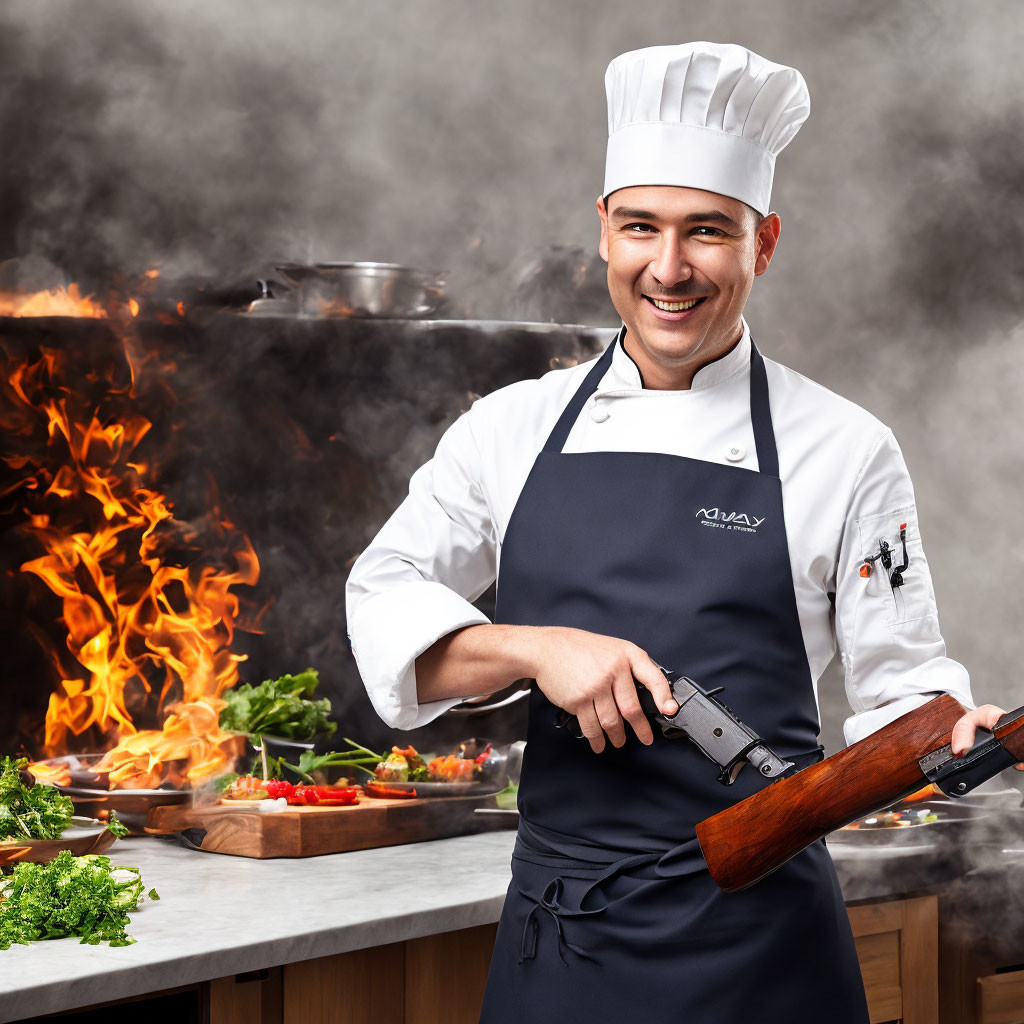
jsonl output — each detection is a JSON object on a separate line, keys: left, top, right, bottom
{"left": 855, "top": 505, "right": 938, "bottom": 628}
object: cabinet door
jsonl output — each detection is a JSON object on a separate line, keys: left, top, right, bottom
{"left": 405, "top": 923, "right": 498, "bottom": 1024}
{"left": 978, "top": 970, "right": 1024, "bottom": 1024}
{"left": 283, "top": 942, "right": 405, "bottom": 1024}
{"left": 848, "top": 896, "right": 939, "bottom": 1024}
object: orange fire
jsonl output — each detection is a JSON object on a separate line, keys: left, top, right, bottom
{"left": 3, "top": 285, "right": 258, "bottom": 788}
{"left": 0, "top": 284, "right": 106, "bottom": 319}
{"left": 22, "top": 761, "right": 71, "bottom": 787}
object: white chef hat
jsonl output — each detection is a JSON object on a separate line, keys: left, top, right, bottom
{"left": 603, "top": 42, "right": 810, "bottom": 216}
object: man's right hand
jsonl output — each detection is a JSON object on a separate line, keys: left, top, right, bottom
{"left": 525, "top": 626, "right": 678, "bottom": 753}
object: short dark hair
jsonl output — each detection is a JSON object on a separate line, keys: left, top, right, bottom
{"left": 602, "top": 193, "right": 762, "bottom": 232}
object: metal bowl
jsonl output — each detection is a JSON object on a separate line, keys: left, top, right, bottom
{"left": 275, "top": 262, "right": 447, "bottom": 319}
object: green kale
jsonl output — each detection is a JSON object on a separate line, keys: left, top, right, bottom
{"left": 218, "top": 668, "right": 337, "bottom": 741}
{"left": 0, "top": 756, "right": 75, "bottom": 840}
{"left": 105, "top": 810, "right": 129, "bottom": 839}
{"left": 0, "top": 851, "right": 158, "bottom": 948}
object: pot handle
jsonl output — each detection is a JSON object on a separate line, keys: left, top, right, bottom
{"left": 447, "top": 685, "right": 531, "bottom": 715}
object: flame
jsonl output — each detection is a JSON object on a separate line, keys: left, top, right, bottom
{"left": 4, "top": 316, "right": 260, "bottom": 789}
{"left": 24, "top": 761, "right": 71, "bottom": 787}
{"left": 92, "top": 700, "right": 247, "bottom": 788}
{"left": 0, "top": 284, "right": 106, "bottom": 319}
{"left": 128, "top": 298, "right": 140, "bottom": 317}
{"left": 312, "top": 299, "right": 357, "bottom": 318}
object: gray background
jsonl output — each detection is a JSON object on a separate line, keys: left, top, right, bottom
{"left": 3, "top": 0, "right": 1023, "bottom": 753}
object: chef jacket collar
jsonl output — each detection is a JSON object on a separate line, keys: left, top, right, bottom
{"left": 603, "top": 316, "right": 752, "bottom": 392}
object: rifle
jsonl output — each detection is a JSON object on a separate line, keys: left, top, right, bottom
{"left": 696, "top": 694, "right": 1024, "bottom": 892}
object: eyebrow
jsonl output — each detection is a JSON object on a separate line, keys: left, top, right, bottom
{"left": 610, "top": 207, "right": 742, "bottom": 231}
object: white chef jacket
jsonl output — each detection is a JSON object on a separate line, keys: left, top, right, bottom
{"left": 345, "top": 316, "right": 974, "bottom": 743}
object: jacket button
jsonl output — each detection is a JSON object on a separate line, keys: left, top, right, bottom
{"left": 725, "top": 444, "right": 745, "bottom": 462}
{"left": 591, "top": 405, "right": 610, "bottom": 423}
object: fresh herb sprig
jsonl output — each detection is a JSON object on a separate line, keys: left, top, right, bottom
{"left": 212, "top": 738, "right": 383, "bottom": 791}
{"left": 105, "top": 810, "right": 130, "bottom": 839}
{"left": 285, "top": 741, "right": 383, "bottom": 782}
{"left": 218, "top": 668, "right": 337, "bottom": 741}
{"left": 0, "top": 851, "right": 159, "bottom": 948}
{"left": 254, "top": 740, "right": 383, "bottom": 783}
{"left": 0, "top": 756, "right": 75, "bottom": 840}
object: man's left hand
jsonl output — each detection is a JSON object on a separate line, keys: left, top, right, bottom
{"left": 951, "top": 704, "right": 1024, "bottom": 768}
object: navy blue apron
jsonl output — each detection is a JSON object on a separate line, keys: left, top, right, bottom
{"left": 479, "top": 332, "right": 869, "bottom": 1023}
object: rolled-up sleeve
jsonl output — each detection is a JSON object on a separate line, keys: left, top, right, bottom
{"left": 345, "top": 408, "right": 497, "bottom": 730}
{"left": 837, "top": 429, "right": 974, "bottom": 745}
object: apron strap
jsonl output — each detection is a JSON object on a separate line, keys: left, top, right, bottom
{"left": 542, "top": 327, "right": 782, "bottom": 480}
{"left": 542, "top": 335, "right": 617, "bottom": 454}
{"left": 749, "top": 340, "right": 780, "bottom": 478}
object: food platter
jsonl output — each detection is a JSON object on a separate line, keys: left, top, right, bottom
{"left": 0, "top": 816, "right": 117, "bottom": 866}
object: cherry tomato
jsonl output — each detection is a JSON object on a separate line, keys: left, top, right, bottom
{"left": 265, "top": 780, "right": 295, "bottom": 799}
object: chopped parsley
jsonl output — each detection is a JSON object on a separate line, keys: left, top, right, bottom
{"left": 0, "top": 756, "right": 75, "bottom": 840}
{"left": 0, "top": 851, "right": 158, "bottom": 948}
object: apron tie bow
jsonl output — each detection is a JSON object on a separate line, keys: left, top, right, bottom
{"left": 517, "top": 877, "right": 603, "bottom": 966}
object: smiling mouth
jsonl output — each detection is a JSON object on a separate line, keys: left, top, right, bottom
{"left": 644, "top": 295, "right": 708, "bottom": 312}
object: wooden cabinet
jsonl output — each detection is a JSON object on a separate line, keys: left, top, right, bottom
{"left": 202, "top": 897, "right": 938, "bottom": 1024}
{"left": 977, "top": 971, "right": 1024, "bottom": 1024}
{"left": 848, "top": 895, "right": 939, "bottom": 1024}
{"left": 274, "top": 925, "right": 498, "bottom": 1024}
{"left": 209, "top": 970, "right": 282, "bottom": 1024}
{"left": 193, "top": 926, "right": 500, "bottom": 1024}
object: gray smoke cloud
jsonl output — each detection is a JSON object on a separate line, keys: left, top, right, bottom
{"left": 2, "top": 0, "right": 1023, "bottom": 761}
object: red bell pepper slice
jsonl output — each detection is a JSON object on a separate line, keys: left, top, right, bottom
{"left": 364, "top": 781, "right": 418, "bottom": 799}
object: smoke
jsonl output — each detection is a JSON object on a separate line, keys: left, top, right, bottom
{"left": 1, "top": 0, "right": 1024, "bottom": 757}
{"left": 0, "top": 2, "right": 325, "bottom": 285}
{"left": 0, "top": 0, "right": 620, "bottom": 320}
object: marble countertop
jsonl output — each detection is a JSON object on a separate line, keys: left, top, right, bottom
{"left": 0, "top": 831, "right": 518, "bottom": 1023}
{"left": 0, "top": 826, "right": 945, "bottom": 1022}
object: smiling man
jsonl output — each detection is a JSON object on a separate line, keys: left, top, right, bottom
{"left": 598, "top": 185, "right": 776, "bottom": 389}
{"left": 346, "top": 42, "right": 1001, "bottom": 1023}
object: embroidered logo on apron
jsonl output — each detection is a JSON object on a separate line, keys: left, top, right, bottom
{"left": 695, "top": 507, "right": 766, "bottom": 532}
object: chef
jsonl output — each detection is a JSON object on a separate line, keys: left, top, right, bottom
{"left": 346, "top": 41, "right": 1010, "bottom": 1023}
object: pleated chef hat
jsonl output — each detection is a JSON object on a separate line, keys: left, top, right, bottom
{"left": 603, "top": 42, "right": 810, "bottom": 216}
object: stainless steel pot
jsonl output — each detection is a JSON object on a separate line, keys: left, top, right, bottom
{"left": 275, "top": 262, "right": 447, "bottom": 318}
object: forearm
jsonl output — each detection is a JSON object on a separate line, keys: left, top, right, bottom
{"left": 414, "top": 623, "right": 543, "bottom": 703}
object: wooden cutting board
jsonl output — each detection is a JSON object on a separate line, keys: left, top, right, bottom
{"left": 145, "top": 791, "right": 513, "bottom": 858}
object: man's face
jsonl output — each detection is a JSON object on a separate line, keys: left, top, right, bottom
{"left": 596, "top": 185, "right": 781, "bottom": 386}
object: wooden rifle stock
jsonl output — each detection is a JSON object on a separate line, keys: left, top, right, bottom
{"left": 696, "top": 694, "right": 1024, "bottom": 892}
